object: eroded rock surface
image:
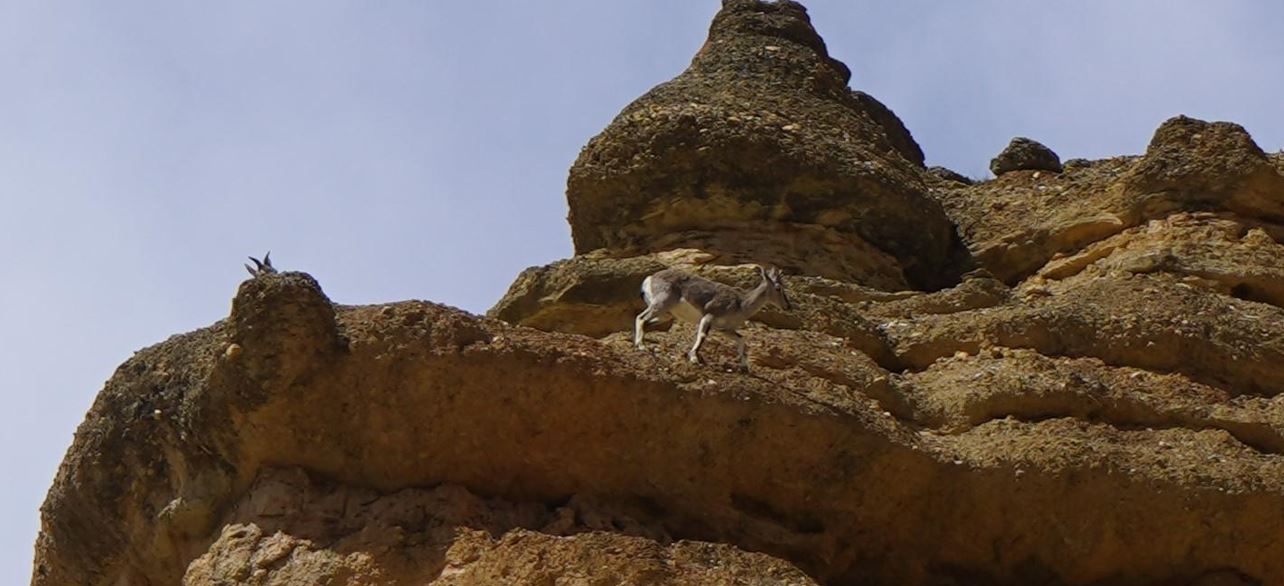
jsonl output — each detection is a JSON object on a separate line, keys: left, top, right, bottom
{"left": 183, "top": 468, "right": 814, "bottom": 586}
{"left": 933, "top": 116, "right": 1284, "bottom": 284}
{"left": 39, "top": 260, "right": 1284, "bottom": 586}
{"left": 565, "top": 0, "right": 962, "bottom": 290}
{"left": 33, "top": 1, "right": 1284, "bottom": 585}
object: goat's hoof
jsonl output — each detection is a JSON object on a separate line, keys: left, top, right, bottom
{"left": 687, "top": 355, "right": 701, "bottom": 364}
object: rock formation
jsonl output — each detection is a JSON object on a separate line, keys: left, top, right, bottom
{"left": 565, "top": 0, "right": 963, "bottom": 291}
{"left": 990, "top": 136, "right": 1063, "bottom": 175}
{"left": 33, "top": 1, "right": 1284, "bottom": 585}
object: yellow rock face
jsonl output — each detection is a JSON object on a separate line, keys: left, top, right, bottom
{"left": 32, "top": 2, "right": 1284, "bottom": 586}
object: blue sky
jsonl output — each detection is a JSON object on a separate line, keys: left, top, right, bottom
{"left": 2, "top": 2, "right": 1281, "bottom": 581}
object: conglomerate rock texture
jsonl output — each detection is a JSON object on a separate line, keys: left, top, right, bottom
{"left": 34, "top": 1, "right": 1284, "bottom": 585}
{"left": 565, "top": 0, "right": 963, "bottom": 290}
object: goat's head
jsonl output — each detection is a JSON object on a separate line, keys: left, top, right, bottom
{"left": 757, "top": 265, "right": 792, "bottom": 310}
{"left": 245, "top": 252, "right": 277, "bottom": 277}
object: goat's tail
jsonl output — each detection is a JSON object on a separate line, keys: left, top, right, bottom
{"left": 639, "top": 275, "right": 653, "bottom": 305}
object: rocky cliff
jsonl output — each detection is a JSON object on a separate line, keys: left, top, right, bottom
{"left": 34, "top": 1, "right": 1284, "bottom": 585}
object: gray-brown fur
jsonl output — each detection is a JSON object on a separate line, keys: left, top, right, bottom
{"left": 635, "top": 265, "right": 791, "bottom": 371}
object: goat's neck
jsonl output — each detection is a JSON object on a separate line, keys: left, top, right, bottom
{"left": 739, "top": 277, "right": 773, "bottom": 316}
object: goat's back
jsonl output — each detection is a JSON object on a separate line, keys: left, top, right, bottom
{"left": 647, "top": 269, "right": 743, "bottom": 314}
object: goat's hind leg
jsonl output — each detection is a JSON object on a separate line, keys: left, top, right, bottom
{"left": 634, "top": 307, "right": 656, "bottom": 349}
{"left": 728, "top": 330, "right": 749, "bottom": 373}
{"left": 636, "top": 287, "right": 680, "bottom": 350}
{"left": 635, "top": 302, "right": 676, "bottom": 350}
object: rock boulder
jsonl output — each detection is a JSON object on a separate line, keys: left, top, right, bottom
{"left": 989, "top": 136, "right": 1063, "bottom": 175}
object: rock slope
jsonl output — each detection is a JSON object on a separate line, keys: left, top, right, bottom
{"left": 34, "top": 1, "right": 1284, "bottom": 585}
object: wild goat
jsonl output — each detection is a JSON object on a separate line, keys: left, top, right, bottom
{"left": 245, "top": 252, "right": 276, "bottom": 277}
{"left": 634, "top": 265, "right": 791, "bottom": 372}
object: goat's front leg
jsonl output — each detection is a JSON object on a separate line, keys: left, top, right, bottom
{"left": 689, "top": 314, "right": 714, "bottom": 364}
{"left": 728, "top": 330, "right": 749, "bottom": 373}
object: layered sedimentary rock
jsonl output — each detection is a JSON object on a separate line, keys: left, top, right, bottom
{"left": 935, "top": 115, "right": 1284, "bottom": 284}
{"left": 34, "top": 1, "right": 1284, "bottom": 585}
{"left": 565, "top": 0, "right": 962, "bottom": 290}
{"left": 183, "top": 468, "right": 815, "bottom": 585}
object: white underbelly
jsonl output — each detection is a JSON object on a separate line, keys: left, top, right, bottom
{"left": 668, "top": 301, "right": 705, "bottom": 324}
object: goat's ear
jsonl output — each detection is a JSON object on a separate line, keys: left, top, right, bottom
{"left": 245, "top": 263, "right": 257, "bottom": 277}
{"left": 757, "top": 265, "right": 768, "bottom": 279}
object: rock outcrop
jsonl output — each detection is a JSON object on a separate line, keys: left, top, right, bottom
{"left": 989, "top": 136, "right": 1063, "bottom": 175}
{"left": 182, "top": 468, "right": 815, "bottom": 585}
{"left": 565, "top": 0, "right": 962, "bottom": 290}
{"left": 1118, "top": 116, "right": 1284, "bottom": 221}
{"left": 33, "top": 1, "right": 1284, "bottom": 585}
{"left": 937, "top": 116, "right": 1284, "bottom": 284}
